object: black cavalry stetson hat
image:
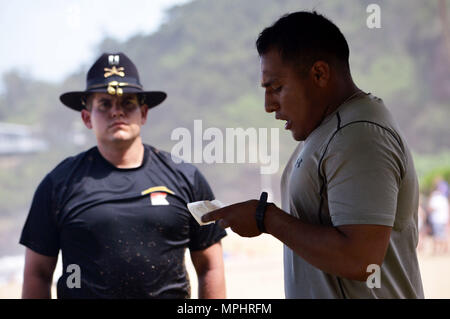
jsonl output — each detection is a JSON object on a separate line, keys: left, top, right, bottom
{"left": 60, "top": 52, "right": 166, "bottom": 111}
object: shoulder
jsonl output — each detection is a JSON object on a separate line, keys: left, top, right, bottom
{"left": 31, "top": 147, "right": 96, "bottom": 201}
{"left": 328, "top": 121, "right": 406, "bottom": 170}
{"left": 333, "top": 121, "right": 402, "bottom": 149}
{"left": 46, "top": 147, "right": 97, "bottom": 183}
{"left": 323, "top": 121, "right": 407, "bottom": 184}
{"left": 338, "top": 94, "right": 399, "bottom": 129}
{"left": 327, "top": 94, "right": 406, "bottom": 159}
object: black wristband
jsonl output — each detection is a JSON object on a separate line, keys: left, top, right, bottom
{"left": 255, "top": 192, "right": 268, "bottom": 233}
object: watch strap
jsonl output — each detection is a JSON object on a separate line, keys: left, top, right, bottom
{"left": 255, "top": 192, "right": 268, "bottom": 233}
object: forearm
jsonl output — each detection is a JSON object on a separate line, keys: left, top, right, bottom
{"left": 197, "top": 267, "right": 226, "bottom": 299}
{"left": 264, "top": 204, "right": 370, "bottom": 281}
{"left": 191, "top": 242, "right": 226, "bottom": 299}
{"left": 22, "top": 275, "right": 53, "bottom": 299}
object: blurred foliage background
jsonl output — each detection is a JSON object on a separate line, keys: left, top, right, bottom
{"left": 0, "top": 0, "right": 449, "bottom": 256}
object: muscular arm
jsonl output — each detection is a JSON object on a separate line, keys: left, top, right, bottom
{"left": 190, "top": 241, "right": 226, "bottom": 298}
{"left": 203, "top": 201, "right": 391, "bottom": 282}
{"left": 22, "top": 248, "right": 58, "bottom": 299}
{"left": 265, "top": 203, "right": 392, "bottom": 281}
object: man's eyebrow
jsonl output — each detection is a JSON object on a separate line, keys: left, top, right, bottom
{"left": 98, "top": 97, "right": 112, "bottom": 103}
{"left": 261, "top": 79, "right": 279, "bottom": 88}
{"left": 122, "top": 95, "right": 138, "bottom": 101}
{"left": 261, "top": 79, "right": 274, "bottom": 88}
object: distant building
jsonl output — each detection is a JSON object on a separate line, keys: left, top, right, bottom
{"left": 0, "top": 122, "right": 48, "bottom": 156}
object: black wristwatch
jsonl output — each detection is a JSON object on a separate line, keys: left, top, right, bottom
{"left": 255, "top": 192, "right": 268, "bottom": 233}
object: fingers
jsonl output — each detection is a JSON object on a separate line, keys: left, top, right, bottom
{"left": 202, "top": 208, "right": 231, "bottom": 230}
{"left": 202, "top": 208, "right": 225, "bottom": 223}
{"left": 217, "top": 219, "right": 230, "bottom": 229}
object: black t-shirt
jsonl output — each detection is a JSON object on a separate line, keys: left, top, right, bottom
{"left": 20, "top": 144, "right": 226, "bottom": 299}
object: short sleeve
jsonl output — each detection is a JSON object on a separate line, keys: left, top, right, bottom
{"left": 323, "top": 123, "right": 406, "bottom": 227}
{"left": 188, "top": 169, "right": 227, "bottom": 251}
{"left": 192, "top": 169, "right": 215, "bottom": 202}
{"left": 19, "top": 174, "right": 60, "bottom": 257}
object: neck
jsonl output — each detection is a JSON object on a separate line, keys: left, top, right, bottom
{"left": 97, "top": 137, "right": 145, "bottom": 168}
{"left": 322, "top": 78, "right": 362, "bottom": 119}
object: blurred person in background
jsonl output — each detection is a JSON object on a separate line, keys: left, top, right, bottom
{"left": 428, "top": 179, "right": 449, "bottom": 255}
{"left": 203, "top": 11, "right": 424, "bottom": 298}
{"left": 19, "top": 53, "right": 226, "bottom": 299}
{"left": 417, "top": 195, "right": 428, "bottom": 253}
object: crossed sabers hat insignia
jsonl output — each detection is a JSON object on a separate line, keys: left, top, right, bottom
{"left": 104, "top": 66, "right": 125, "bottom": 78}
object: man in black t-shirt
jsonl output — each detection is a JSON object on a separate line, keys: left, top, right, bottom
{"left": 20, "top": 52, "right": 227, "bottom": 299}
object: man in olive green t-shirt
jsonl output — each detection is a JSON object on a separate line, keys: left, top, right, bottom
{"left": 280, "top": 92, "right": 423, "bottom": 298}
{"left": 203, "top": 11, "right": 424, "bottom": 298}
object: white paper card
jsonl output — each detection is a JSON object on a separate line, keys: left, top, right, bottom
{"left": 187, "top": 200, "right": 225, "bottom": 225}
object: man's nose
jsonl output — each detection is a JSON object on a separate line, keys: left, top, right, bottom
{"left": 264, "top": 93, "right": 279, "bottom": 113}
{"left": 111, "top": 102, "right": 125, "bottom": 117}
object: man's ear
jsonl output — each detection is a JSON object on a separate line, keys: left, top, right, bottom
{"left": 140, "top": 105, "right": 149, "bottom": 125}
{"left": 310, "top": 61, "right": 331, "bottom": 88}
{"left": 81, "top": 109, "right": 93, "bottom": 129}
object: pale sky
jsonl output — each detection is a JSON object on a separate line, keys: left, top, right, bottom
{"left": 0, "top": 0, "right": 191, "bottom": 85}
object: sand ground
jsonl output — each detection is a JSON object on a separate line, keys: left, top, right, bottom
{"left": 1, "top": 232, "right": 449, "bottom": 299}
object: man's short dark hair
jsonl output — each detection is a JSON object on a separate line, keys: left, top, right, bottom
{"left": 256, "top": 11, "right": 350, "bottom": 74}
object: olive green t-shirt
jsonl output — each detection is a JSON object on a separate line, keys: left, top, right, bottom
{"left": 281, "top": 93, "right": 424, "bottom": 298}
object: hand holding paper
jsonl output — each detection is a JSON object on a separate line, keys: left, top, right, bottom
{"left": 187, "top": 199, "right": 225, "bottom": 225}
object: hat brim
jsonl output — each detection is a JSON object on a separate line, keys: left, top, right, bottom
{"left": 59, "top": 88, "right": 167, "bottom": 112}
